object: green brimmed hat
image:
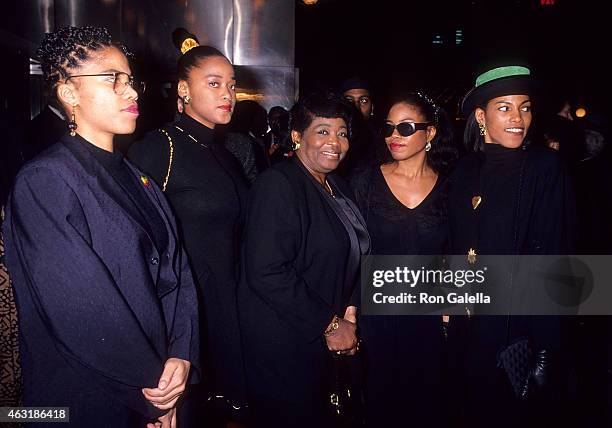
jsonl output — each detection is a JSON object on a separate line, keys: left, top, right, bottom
{"left": 461, "top": 65, "right": 532, "bottom": 115}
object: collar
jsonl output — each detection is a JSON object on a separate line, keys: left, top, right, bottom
{"left": 176, "top": 113, "right": 216, "bottom": 144}
{"left": 72, "top": 134, "right": 124, "bottom": 167}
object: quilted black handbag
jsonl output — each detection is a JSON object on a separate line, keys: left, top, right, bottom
{"left": 497, "top": 336, "right": 532, "bottom": 398}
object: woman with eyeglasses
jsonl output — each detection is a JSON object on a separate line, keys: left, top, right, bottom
{"left": 128, "top": 44, "right": 249, "bottom": 426}
{"left": 350, "top": 92, "right": 459, "bottom": 427}
{"left": 2, "top": 27, "right": 199, "bottom": 428}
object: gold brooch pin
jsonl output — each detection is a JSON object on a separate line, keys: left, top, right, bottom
{"left": 472, "top": 196, "right": 482, "bottom": 210}
{"left": 140, "top": 175, "right": 150, "bottom": 187}
{"left": 467, "top": 248, "right": 477, "bottom": 264}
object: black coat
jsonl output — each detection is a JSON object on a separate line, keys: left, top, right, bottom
{"left": 447, "top": 145, "right": 576, "bottom": 426}
{"left": 238, "top": 158, "right": 366, "bottom": 426}
{"left": 3, "top": 135, "right": 199, "bottom": 427}
{"left": 449, "top": 145, "right": 576, "bottom": 257}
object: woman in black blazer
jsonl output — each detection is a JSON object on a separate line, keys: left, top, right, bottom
{"left": 238, "top": 91, "right": 370, "bottom": 428}
{"left": 3, "top": 26, "right": 198, "bottom": 428}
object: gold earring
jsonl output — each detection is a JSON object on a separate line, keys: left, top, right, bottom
{"left": 293, "top": 140, "right": 301, "bottom": 150}
{"left": 68, "top": 104, "right": 78, "bottom": 137}
{"left": 183, "top": 95, "right": 191, "bottom": 105}
{"left": 478, "top": 122, "right": 487, "bottom": 136}
{"left": 425, "top": 141, "right": 432, "bottom": 152}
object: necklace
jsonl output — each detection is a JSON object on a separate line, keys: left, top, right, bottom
{"left": 158, "top": 124, "right": 210, "bottom": 192}
{"left": 324, "top": 179, "right": 335, "bottom": 198}
{"left": 173, "top": 125, "right": 209, "bottom": 149}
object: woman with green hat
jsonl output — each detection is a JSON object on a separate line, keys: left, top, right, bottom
{"left": 448, "top": 65, "right": 577, "bottom": 426}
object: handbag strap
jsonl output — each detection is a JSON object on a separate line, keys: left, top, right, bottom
{"left": 158, "top": 128, "right": 175, "bottom": 192}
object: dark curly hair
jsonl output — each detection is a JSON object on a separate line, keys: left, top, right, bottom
{"left": 36, "top": 26, "right": 131, "bottom": 94}
{"left": 289, "top": 90, "right": 354, "bottom": 139}
{"left": 386, "top": 92, "right": 458, "bottom": 175}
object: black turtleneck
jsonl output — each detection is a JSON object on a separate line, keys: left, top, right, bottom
{"left": 127, "top": 113, "right": 248, "bottom": 286}
{"left": 81, "top": 137, "right": 168, "bottom": 253}
{"left": 477, "top": 143, "right": 526, "bottom": 254}
{"left": 128, "top": 113, "right": 250, "bottom": 406}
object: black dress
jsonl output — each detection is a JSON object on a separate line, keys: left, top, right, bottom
{"left": 448, "top": 144, "right": 577, "bottom": 427}
{"left": 351, "top": 166, "right": 456, "bottom": 427}
{"left": 128, "top": 114, "right": 249, "bottom": 417}
{"left": 238, "top": 157, "right": 369, "bottom": 428}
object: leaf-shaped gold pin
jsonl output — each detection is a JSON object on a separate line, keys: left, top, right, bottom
{"left": 472, "top": 196, "right": 482, "bottom": 210}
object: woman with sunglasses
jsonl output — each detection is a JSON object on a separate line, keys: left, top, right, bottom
{"left": 128, "top": 44, "right": 249, "bottom": 426}
{"left": 3, "top": 26, "right": 199, "bottom": 428}
{"left": 350, "top": 92, "right": 458, "bottom": 427}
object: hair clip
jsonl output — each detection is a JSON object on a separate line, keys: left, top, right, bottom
{"left": 181, "top": 37, "right": 199, "bottom": 54}
{"left": 416, "top": 91, "right": 440, "bottom": 123}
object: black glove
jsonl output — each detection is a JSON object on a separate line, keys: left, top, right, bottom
{"left": 520, "top": 349, "right": 554, "bottom": 400}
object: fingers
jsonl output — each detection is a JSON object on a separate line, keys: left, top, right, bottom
{"left": 325, "top": 332, "right": 358, "bottom": 352}
{"left": 157, "top": 409, "right": 175, "bottom": 428}
{"left": 143, "top": 358, "right": 190, "bottom": 404}
{"left": 345, "top": 339, "right": 362, "bottom": 356}
{"left": 143, "top": 382, "right": 186, "bottom": 400}
{"left": 143, "top": 386, "right": 184, "bottom": 408}
{"left": 158, "top": 360, "right": 180, "bottom": 391}
{"left": 343, "top": 306, "right": 357, "bottom": 324}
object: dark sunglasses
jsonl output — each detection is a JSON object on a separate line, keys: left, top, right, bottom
{"left": 381, "top": 122, "right": 430, "bottom": 138}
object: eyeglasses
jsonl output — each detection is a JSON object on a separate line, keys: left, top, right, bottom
{"left": 381, "top": 122, "right": 430, "bottom": 138}
{"left": 65, "top": 72, "right": 146, "bottom": 95}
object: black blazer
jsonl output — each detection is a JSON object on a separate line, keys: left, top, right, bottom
{"left": 3, "top": 135, "right": 199, "bottom": 426}
{"left": 238, "top": 158, "right": 366, "bottom": 408}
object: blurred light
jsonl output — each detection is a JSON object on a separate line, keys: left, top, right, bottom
{"left": 575, "top": 108, "right": 586, "bottom": 118}
{"left": 302, "top": 0, "right": 319, "bottom": 4}
{"left": 29, "top": 59, "right": 42, "bottom": 76}
{"left": 540, "top": 0, "right": 555, "bottom": 5}
{"left": 236, "top": 92, "right": 266, "bottom": 102}
{"left": 455, "top": 29, "right": 463, "bottom": 45}
{"left": 432, "top": 35, "right": 443, "bottom": 45}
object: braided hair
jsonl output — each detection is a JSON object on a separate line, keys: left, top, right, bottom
{"left": 36, "top": 26, "right": 131, "bottom": 98}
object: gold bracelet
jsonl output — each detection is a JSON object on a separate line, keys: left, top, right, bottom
{"left": 324, "top": 315, "right": 341, "bottom": 336}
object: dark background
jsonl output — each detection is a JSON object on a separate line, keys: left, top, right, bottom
{"left": 295, "top": 0, "right": 608, "bottom": 124}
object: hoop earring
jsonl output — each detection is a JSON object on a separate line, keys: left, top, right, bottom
{"left": 425, "top": 141, "right": 432, "bottom": 152}
{"left": 183, "top": 95, "right": 191, "bottom": 105}
{"left": 478, "top": 122, "right": 487, "bottom": 136}
{"left": 68, "top": 104, "right": 78, "bottom": 137}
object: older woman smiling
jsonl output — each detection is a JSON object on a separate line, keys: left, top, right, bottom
{"left": 238, "top": 91, "right": 370, "bottom": 428}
